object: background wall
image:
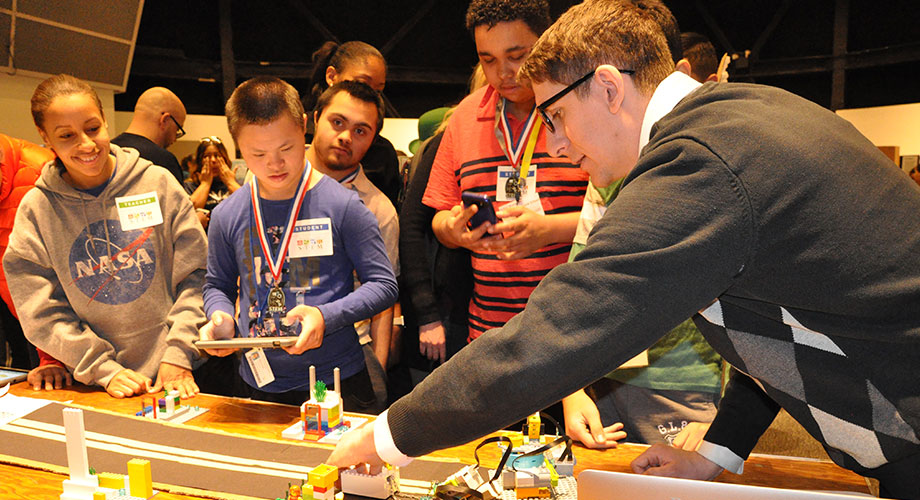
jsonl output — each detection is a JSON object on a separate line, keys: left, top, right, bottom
{"left": 2, "top": 73, "right": 418, "bottom": 165}
{"left": 836, "top": 103, "right": 920, "bottom": 158}
{"left": 0, "top": 73, "right": 115, "bottom": 145}
{"left": 3, "top": 68, "right": 917, "bottom": 170}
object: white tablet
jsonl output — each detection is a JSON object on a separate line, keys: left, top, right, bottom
{"left": 0, "top": 367, "right": 29, "bottom": 386}
{"left": 194, "top": 337, "right": 298, "bottom": 350}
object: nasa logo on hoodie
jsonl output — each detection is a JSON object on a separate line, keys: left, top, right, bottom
{"left": 69, "top": 219, "right": 157, "bottom": 304}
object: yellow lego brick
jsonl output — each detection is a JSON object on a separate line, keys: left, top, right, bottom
{"left": 508, "top": 432, "right": 524, "bottom": 448}
{"left": 93, "top": 492, "right": 107, "bottom": 500}
{"left": 327, "top": 404, "right": 340, "bottom": 424}
{"left": 308, "top": 463, "right": 339, "bottom": 490}
{"left": 127, "top": 458, "right": 153, "bottom": 498}
{"left": 527, "top": 413, "right": 541, "bottom": 441}
{"left": 97, "top": 471, "right": 124, "bottom": 489}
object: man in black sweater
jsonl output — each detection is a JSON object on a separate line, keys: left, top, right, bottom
{"left": 330, "top": 2, "right": 920, "bottom": 497}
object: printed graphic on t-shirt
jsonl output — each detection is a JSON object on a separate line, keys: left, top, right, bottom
{"left": 658, "top": 420, "right": 689, "bottom": 446}
{"left": 245, "top": 224, "right": 322, "bottom": 338}
{"left": 69, "top": 219, "right": 156, "bottom": 304}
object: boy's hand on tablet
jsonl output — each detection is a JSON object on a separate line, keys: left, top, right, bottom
{"left": 282, "top": 305, "right": 325, "bottom": 355}
{"left": 199, "top": 310, "right": 238, "bottom": 357}
{"left": 106, "top": 369, "right": 151, "bottom": 398}
{"left": 151, "top": 362, "right": 199, "bottom": 399}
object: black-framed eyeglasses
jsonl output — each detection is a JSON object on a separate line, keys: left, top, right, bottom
{"left": 165, "top": 113, "right": 186, "bottom": 139}
{"left": 536, "top": 68, "right": 634, "bottom": 133}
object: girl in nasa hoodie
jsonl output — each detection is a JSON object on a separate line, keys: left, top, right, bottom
{"left": 4, "top": 74, "right": 208, "bottom": 399}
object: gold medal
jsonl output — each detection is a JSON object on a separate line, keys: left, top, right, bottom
{"left": 251, "top": 160, "right": 312, "bottom": 320}
{"left": 506, "top": 171, "right": 522, "bottom": 201}
{"left": 267, "top": 286, "right": 285, "bottom": 313}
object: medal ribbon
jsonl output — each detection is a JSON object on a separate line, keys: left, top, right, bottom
{"left": 498, "top": 99, "right": 539, "bottom": 168}
{"left": 519, "top": 118, "right": 542, "bottom": 183}
{"left": 250, "top": 161, "right": 313, "bottom": 285}
{"left": 495, "top": 99, "right": 543, "bottom": 201}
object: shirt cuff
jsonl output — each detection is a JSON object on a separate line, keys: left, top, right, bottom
{"left": 373, "top": 409, "right": 414, "bottom": 467}
{"left": 697, "top": 441, "right": 744, "bottom": 474}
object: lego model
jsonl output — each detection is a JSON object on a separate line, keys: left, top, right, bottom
{"left": 340, "top": 465, "right": 399, "bottom": 499}
{"left": 281, "top": 366, "right": 367, "bottom": 443}
{"left": 431, "top": 413, "right": 577, "bottom": 500}
{"left": 58, "top": 407, "right": 159, "bottom": 500}
{"left": 275, "top": 463, "right": 345, "bottom": 500}
{"left": 436, "top": 464, "right": 501, "bottom": 500}
{"left": 497, "top": 414, "right": 577, "bottom": 500}
{"left": 61, "top": 407, "right": 99, "bottom": 500}
{"left": 134, "top": 389, "right": 208, "bottom": 424}
{"left": 307, "top": 463, "right": 339, "bottom": 500}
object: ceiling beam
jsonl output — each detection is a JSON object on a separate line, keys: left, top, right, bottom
{"left": 830, "top": 0, "right": 849, "bottom": 110}
{"left": 694, "top": 0, "right": 735, "bottom": 55}
{"left": 750, "top": 0, "right": 793, "bottom": 61}
{"left": 129, "top": 48, "right": 472, "bottom": 86}
{"left": 218, "top": 0, "right": 236, "bottom": 105}
{"left": 285, "top": 0, "right": 339, "bottom": 44}
{"left": 380, "top": 0, "right": 438, "bottom": 56}
{"left": 731, "top": 42, "right": 920, "bottom": 79}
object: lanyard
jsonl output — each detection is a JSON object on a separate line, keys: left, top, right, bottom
{"left": 497, "top": 98, "right": 540, "bottom": 168}
{"left": 495, "top": 99, "right": 542, "bottom": 200}
{"left": 249, "top": 161, "right": 312, "bottom": 286}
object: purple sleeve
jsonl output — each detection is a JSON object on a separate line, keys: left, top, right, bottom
{"left": 316, "top": 196, "right": 398, "bottom": 332}
{"left": 202, "top": 203, "right": 239, "bottom": 323}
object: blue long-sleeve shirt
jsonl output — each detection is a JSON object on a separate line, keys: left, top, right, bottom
{"left": 203, "top": 174, "right": 398, "bottom": 391}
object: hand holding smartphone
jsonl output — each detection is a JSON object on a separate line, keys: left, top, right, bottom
{"left": 461, "top": 191, "right": 498, "bottom": 229}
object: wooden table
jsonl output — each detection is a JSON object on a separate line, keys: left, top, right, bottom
{"left": 0, "top": 382, "right": 872, "bottom": 499}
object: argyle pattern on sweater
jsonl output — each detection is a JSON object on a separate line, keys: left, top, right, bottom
{"left": 699, "top": 299, "right": 920, "bottom": 470}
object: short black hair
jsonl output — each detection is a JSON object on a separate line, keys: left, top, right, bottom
{"left": 225, "top": 76, "right": 304, "bottom": 139}
{"left": 314, "top": 80, "right": 385, "bottom": 135}
{"left": 681, "top": 32, "right": 718, "bottom": 81}
{"left": 465, "top": 0, "right": 551, "bottom": 38}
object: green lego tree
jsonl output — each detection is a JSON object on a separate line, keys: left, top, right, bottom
{"left": 314, "top": 380, "right": 327, "bottom": 402}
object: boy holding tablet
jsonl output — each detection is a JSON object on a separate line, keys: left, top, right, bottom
{"left": 200, "top": 77, "right": 397, "bottom": 409}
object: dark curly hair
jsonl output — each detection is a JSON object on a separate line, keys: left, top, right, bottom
{"left": 465, "top": 0, "right": 551, "bottom": 38}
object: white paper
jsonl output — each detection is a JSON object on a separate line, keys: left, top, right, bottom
{"left": 0, "top": 388, "right": 54, "bottom": 425}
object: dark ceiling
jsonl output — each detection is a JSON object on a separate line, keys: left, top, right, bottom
{"left": 115, "top": 0, "right": 920, "bottom": 118}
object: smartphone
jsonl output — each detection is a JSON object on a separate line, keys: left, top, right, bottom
{"left": 461, "top": 192, "right": 498, "bottom": 229}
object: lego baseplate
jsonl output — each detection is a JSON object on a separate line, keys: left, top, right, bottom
{"left": 280, "top": 416, "right": 369, "bottom": 444}
{"left": 495, "top": 475, "right": 577, "bottom": 500}
{"left": 137, "top": 405, "right": 209, "bottom": 424}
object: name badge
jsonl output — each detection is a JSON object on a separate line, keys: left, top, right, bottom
{"left": 245, "top": 347, "right": 275, "bottom": 388}
{"left": 288, "top": 217, "right": 333, "bottom": 258}
{"left": 496, "top": 165, "right": 538, "bottom": 204}
{"left": 115, "top": 192, "right": 163, "bottom": 230}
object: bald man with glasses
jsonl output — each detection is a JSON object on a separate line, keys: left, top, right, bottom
{"left": 113, "top": 87, "right": 187, "bottom": 183}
